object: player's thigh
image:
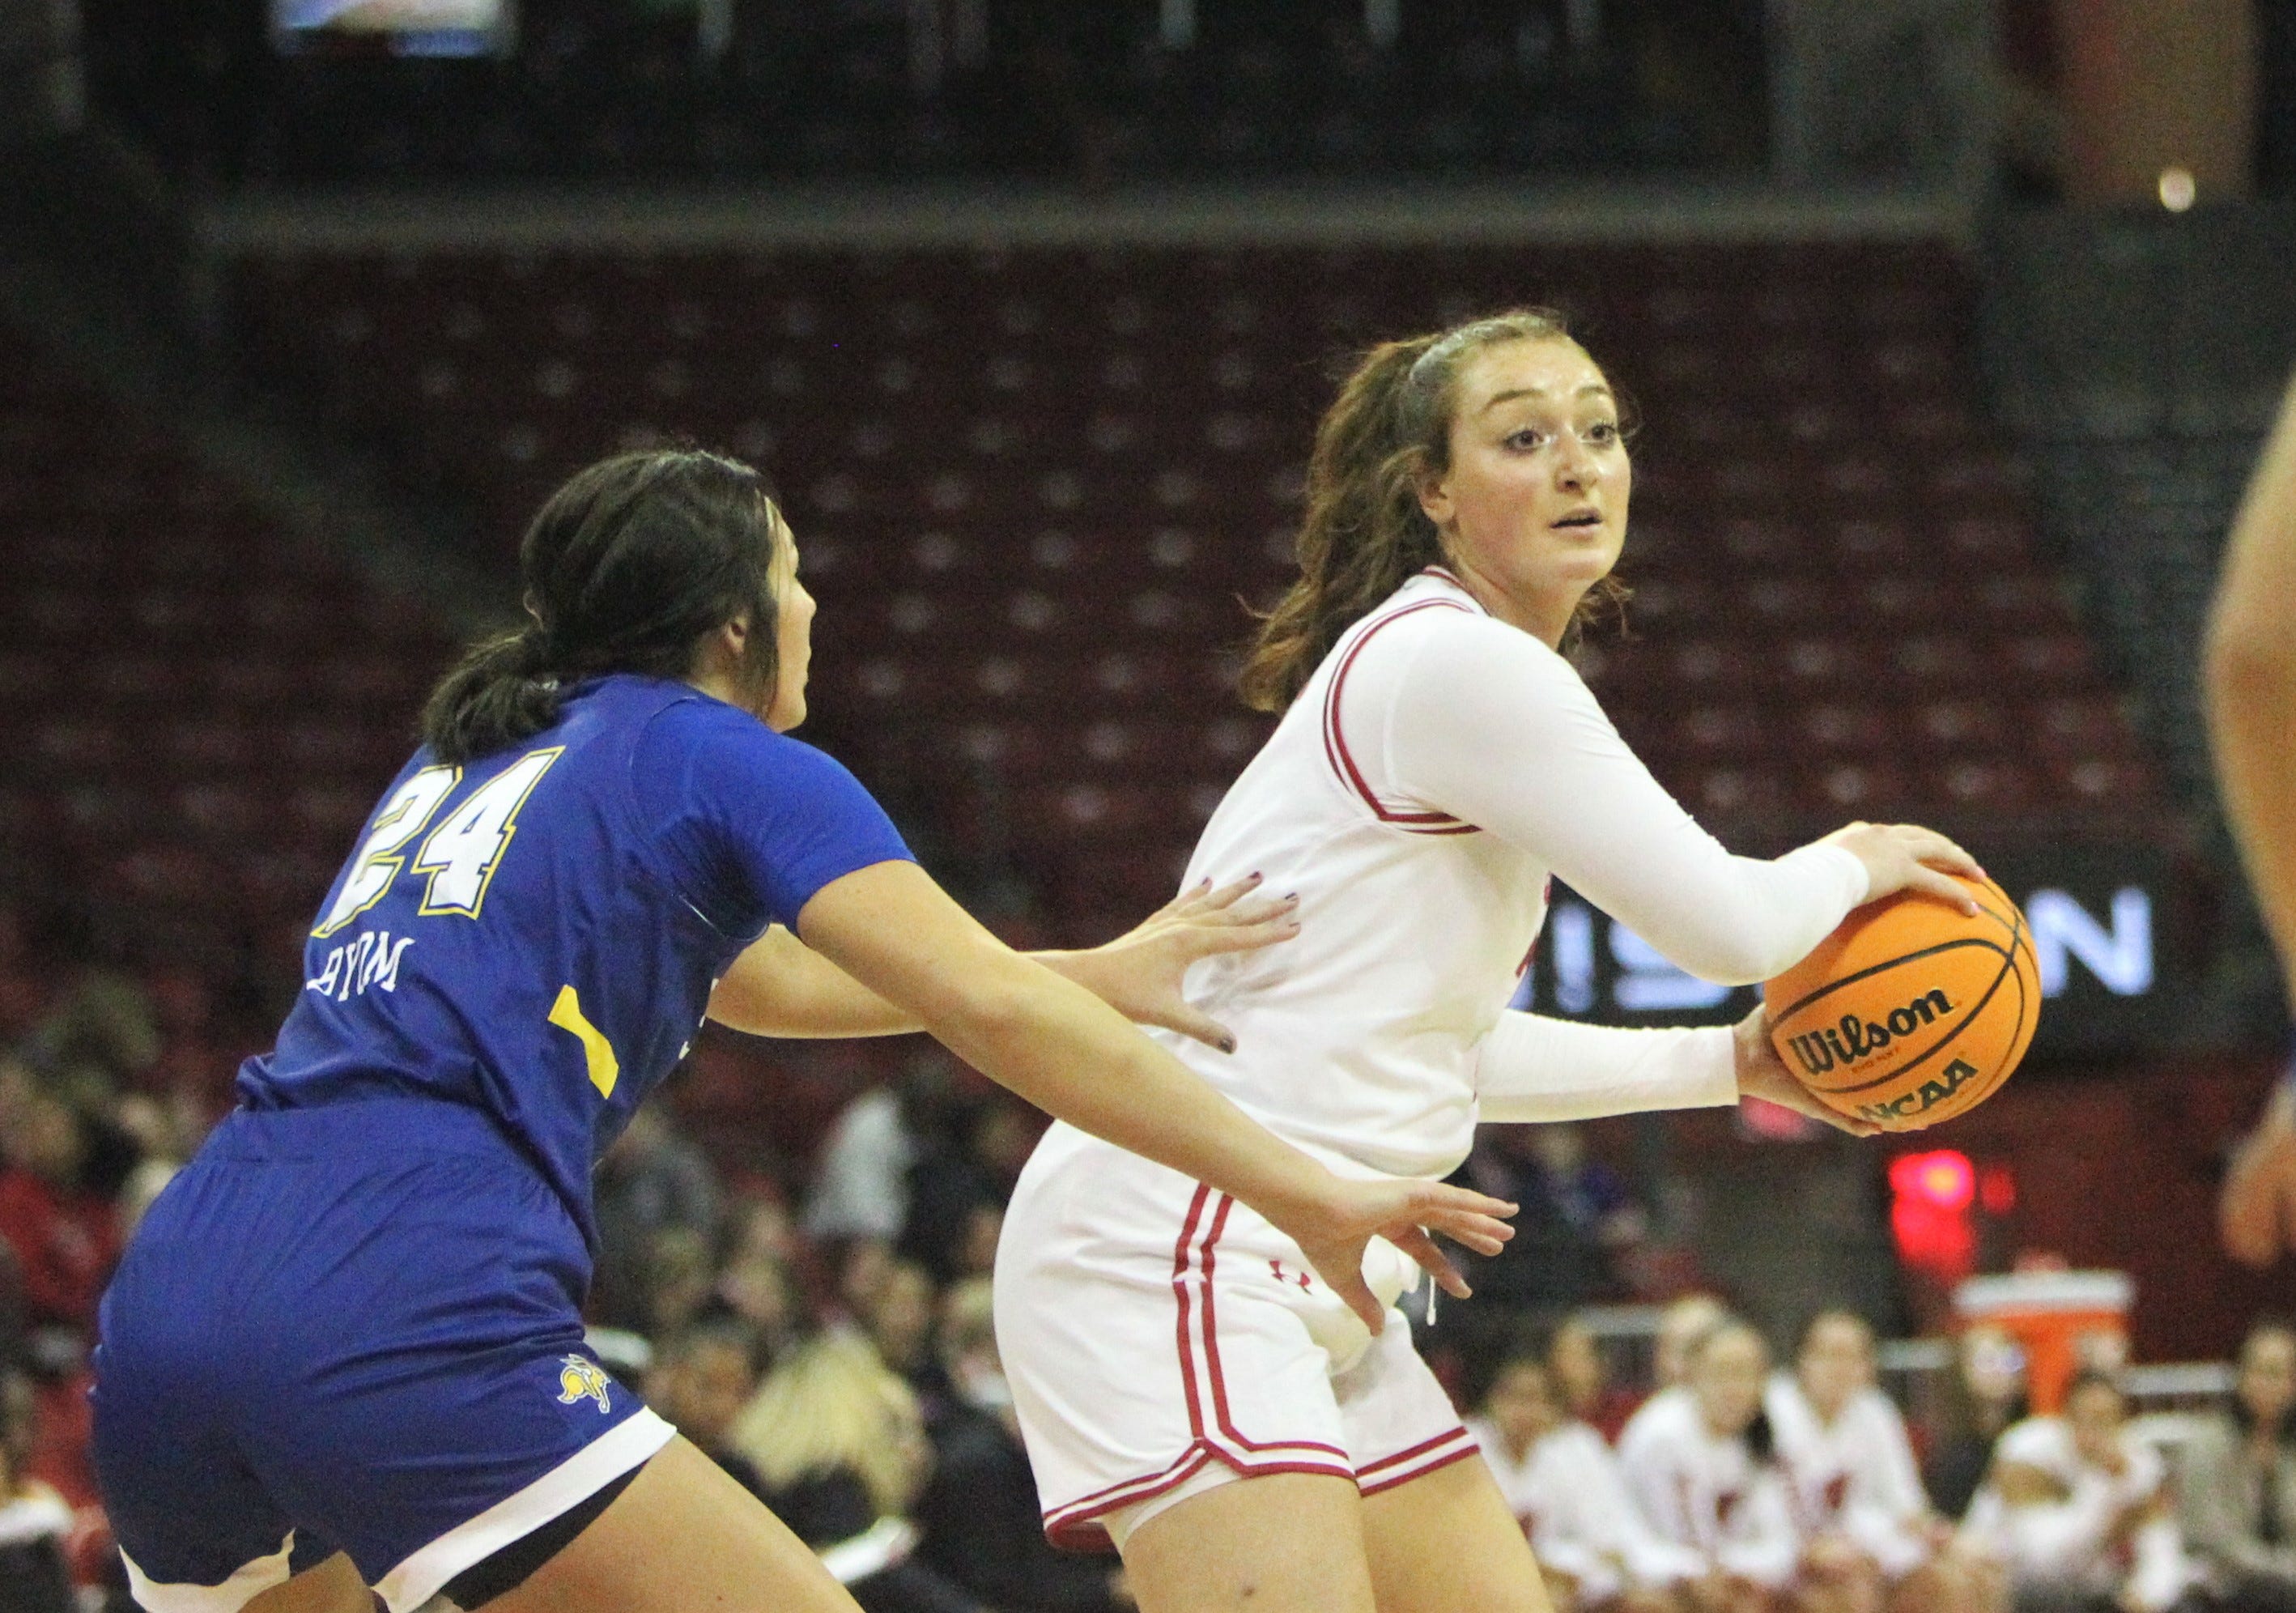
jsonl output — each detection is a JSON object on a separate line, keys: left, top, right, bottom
{"left": 1120, "top": 1471, "right": 1376, "bottom": 1613}
{"left": 1358, "top": 1450, "right": 1550, "bottom": 1613}
{"left": 243, "top": 1552, "right": 377, "bottom": 1613}
{"left": 476, "top": 1436, "right": 861, "bottom": 1613}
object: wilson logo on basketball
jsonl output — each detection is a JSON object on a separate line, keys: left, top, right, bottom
{"left": 1784, "top": 988, "right": 1954, "bottom": 1076}
{"left": 1855, "top": 1057, "right": 1982, "bottom": 1124}
{"left": 1764, "top": 872, "right": 2037, "bottom": 1132}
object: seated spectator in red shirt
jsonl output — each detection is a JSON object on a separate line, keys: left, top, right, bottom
{"left": 0, "top": 1070, "right": 126, "bottom": 1336}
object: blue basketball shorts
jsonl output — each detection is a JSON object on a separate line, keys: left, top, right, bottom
{"left": 91, "top": 1098, "right": 674, "bottom": 1613}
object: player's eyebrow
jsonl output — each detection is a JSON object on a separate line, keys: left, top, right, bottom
{"left": 1480, "top": 383, "right": 1614, "bottom": 412}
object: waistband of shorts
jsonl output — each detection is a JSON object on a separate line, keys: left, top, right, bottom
{"left": 208, "top": 1095, "right": 527, "bottom": 1162}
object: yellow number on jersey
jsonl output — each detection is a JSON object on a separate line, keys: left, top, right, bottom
{"left": 313, "top": 766, "right": 461, "bottom": 939}
{"left": 413, "top": 747, "right": 563, "bottom": 921}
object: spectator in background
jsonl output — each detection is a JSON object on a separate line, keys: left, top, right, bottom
{"left": 0, "top": 1369, "right": 73, "bottom": 1613}
{"left": 1958, "top": 1370, "right": 2200, "bottom": 1613}
{"left": 1466, "top": 1327, "right": 1703, "bottom": 1613}
{"left": 1618, "top": 1293, "right": 1733, "bottom": 1449}
{"left": 865, "top": 1260, "right": 942, "bottom": 1396}
{"left": 1620, "top": 1317, "right": 1802, "bottom": 1613}
{"left": 1928, "top": 1327, "right": 2031, "bottom": 1521}
{"left": 2175, "top": 1320, "right": 2296, "bottom": 1613}
{"left": 643, "top": 1224, "right": 721, "bottom": 1342}
{"left": 1767, "top": 1312, "right": 1973, "bottom": 1613}
{"left": 590, "top": 1104, "right": 722, "bottom": 1331}
{"left": 716, "top": 1197, "right": 805, "bottom": 1360}
{"left": 913, "top": 1278, "right": 1129, "bottom": 1613}
{"left": 828, "top": 1237, "right": 897, "bottom": 1337}
{"left": 806, "top": 1067, "right": 929, "bottom": 1249}
{"left": 1460, "top": 1122, "right": 1640, "bottom": 1310}
{"left": 1553, "top": 1313, "right": 1643, "bottom": 1445}
{"left": 728, "top": 1332, "right": 984, "bottom": 1613}
{"left": 25, "top": 972, "right": 158, "bottom": 1105}
{"left": 646, "top": 1318, "right": 767, "bottom": 1493}
{"left": 0, "top": 1069, "right": 127, "bottom": 1337}
{"left": 899, "top": 1094, "right": 1035, "bottom": 1285}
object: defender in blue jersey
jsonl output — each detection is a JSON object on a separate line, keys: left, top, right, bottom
{"left": 90, "top": 451, "right": 1515, "bottom": 1613}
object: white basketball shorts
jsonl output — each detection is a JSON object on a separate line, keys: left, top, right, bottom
{"left": 993, "top": 1122, "right": 1479, "bottom": 1552}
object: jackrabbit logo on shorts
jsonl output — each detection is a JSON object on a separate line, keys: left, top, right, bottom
{"left": 555, "top": 1355, "right": 614, "bottom": 1413}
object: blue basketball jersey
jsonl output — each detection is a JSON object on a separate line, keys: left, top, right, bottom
{"left": 235, "top": 673, "right": 913, "bottom": 1245}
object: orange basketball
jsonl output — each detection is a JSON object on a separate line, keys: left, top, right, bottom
{"left": 1763, "top": 872, "right": 2040, "bottom": 1131}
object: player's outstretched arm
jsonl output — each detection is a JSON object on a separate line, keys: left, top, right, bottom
{"left": 2207, "top": 367, "right": 2296, "bottom": 1002}
{"left": 1030, "top": 873, "right": 1301, "bottom": 1049}
{"left": 2206, "top": 366, "right": 2296, "bottom": 1268}
{"left": 1375, "top": 615, "right": 1978, "bottom": 984}
{"left": 793, "top": 858, "right": 1514, "bottom": 1330}
{"left": 706, "top": 875, "right": 1298, "bottom": 1045}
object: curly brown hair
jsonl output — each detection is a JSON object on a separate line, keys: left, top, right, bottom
{"left": 1238, "top": 310, "right": 1630, "bottom": 713}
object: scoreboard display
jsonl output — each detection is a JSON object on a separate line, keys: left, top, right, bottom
{"left": 272, "top": 0, "right": 512, "bottom": 57}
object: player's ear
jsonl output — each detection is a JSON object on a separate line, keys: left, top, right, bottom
{"left": 690, "top": 615, "right": 750, "bottom": 679}
{"left": 1415, "top": 465, "right": 1454, "bottom": 529}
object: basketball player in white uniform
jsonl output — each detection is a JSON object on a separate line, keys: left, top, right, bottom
{"left": 1466, "top": 1343, "right": 1705, "bottom": 1612}
{"left": 1765, "top": 1313, "right": 1976, "bottom": 1613}
{"left": 1619, "top": 1321, "right": 1803, "bottom": 1613}
{"left": 994, "top": 310, "right": 1983, "bottom": 1613}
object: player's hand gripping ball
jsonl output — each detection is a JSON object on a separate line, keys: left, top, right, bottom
{"left": 1763, "top": 873, "right": 2039, "bottom": 1131}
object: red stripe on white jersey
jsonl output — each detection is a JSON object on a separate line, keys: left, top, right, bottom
{"left": 1320, "top": 594, "right": 1478, "bottom": 833}
{"left": 1043, "top": 1446, "right": 1214, "bottom": 1534}
{"left": 1176, "top": 1190, "right": 1351, "bottom": 1465}
{"left": 1358, "top": 1426, "right": 1482, "bottom": 1496}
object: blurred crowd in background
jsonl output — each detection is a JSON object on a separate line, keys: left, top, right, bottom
{"left": 0, "top": 944, "right": 2290, "bottom": 1613}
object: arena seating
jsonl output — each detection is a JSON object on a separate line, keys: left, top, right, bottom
{"left": 1983, "top": 206, "right": 2296, "bottom": 829}
{"left": 230, "top": 240, "right": 2167, "bottom": 941}
{"left": 0, "top": 321, "right": 459, "bottom": 998}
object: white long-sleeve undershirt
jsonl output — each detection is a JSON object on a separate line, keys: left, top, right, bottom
{"left": 1355, "top": 609, "right": 1869, "bottom": 986}
{"left": 1476, "top": 1014, "right": 1738, "bottom": 1123}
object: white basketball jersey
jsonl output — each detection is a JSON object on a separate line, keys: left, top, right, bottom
{"left": 1149, "top": 568, "right": 1546, "bottom": 1181}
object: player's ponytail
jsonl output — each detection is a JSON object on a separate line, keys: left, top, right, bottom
{"left": 423, "top": 449, "right": 783, "bottom": 764}
{"left": 1238, "top": 308, "right": 1625, "bottom": 712}
{"left": 421, "top": 624, "right": 562, "bottom": 766}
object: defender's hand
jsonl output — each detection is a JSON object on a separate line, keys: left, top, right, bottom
{"left": 1067, "top": 875, "right": 1301, "bottom": 1053}
{"left": 1282, "top": 1176, "right": 1516, "bottom": 1334}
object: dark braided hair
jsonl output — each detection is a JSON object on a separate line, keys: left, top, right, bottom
{"left": 423, "top": 450, "right": 784, "bottom": 764}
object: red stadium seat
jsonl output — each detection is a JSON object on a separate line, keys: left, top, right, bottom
{"left": 1795, "top": 702, "right": 1894, "bottom": 756}
{"left": 1796, "top": 757, "right": 1912, "bottom": 815}
{"left": 1672, "top": 764, "right": 1791, "bottom": 819}
{"left": 1937, "top": 758, "right": 2040, "bottom": 811}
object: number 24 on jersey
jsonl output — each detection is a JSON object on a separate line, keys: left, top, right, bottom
{"left": 313, "top": 749, "right": 563, "bottom": 939}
